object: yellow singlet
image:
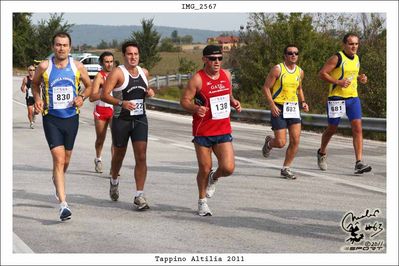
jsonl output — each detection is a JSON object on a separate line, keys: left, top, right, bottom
{"left": 272, "top": 63, "right": 302, "bottom": 105}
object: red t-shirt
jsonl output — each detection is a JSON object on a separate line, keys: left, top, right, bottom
{"left": 192, "top": 69, "right": 232, "bottom": 136}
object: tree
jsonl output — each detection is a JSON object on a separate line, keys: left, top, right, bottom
{"left": 13, "top": 13, "right": 36, "bottom": 67}
{"left": 130, "top": 18, "right": 161, "bottom": 70}
{"left": 97, "top": 39, "right": 108, "bottom": 49}
{"left": 178, "top": 57, "right": 198, "bottom": 74}
{"left": 159, "top": 38, "right": 181, "bottom": 52}
{"left": 171, "top": 30, "right": 179, "bottom": 44}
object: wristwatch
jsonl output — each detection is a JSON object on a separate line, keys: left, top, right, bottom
{"left": 118, "top": 100, "right": 123, "bottom": 107}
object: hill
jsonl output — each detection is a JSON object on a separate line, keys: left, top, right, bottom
{"left": 70, "top": 24, "right": 237, "bottom": 46}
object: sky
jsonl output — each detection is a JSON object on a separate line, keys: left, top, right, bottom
{"left": 30, "top": 12, "right": 251, "bottom": 31}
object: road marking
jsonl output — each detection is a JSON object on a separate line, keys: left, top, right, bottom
{"left": 152, "top": 134, "right": 385, "bottom": 195}
{"left": 13, "top": 232, "right": 34, "bottom": 253}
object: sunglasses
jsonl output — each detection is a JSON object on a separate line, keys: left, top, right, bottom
{"left": 28, "top": 69, "right": 35, "bottom": 71}
{"left": 206, "top": 56, "right": 223, "bottom": 61}
{"left": 286, "top": 52, "right": 299, "bottom": 56}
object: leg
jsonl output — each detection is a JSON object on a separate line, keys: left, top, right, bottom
{"left": 194, "top": 143, "right": 213, "bottom": 199}
{"left": 283, "top": 123, "right": 301, "bottom": 167}
{"left": 94, "top": 118, "right": 109, "bottom": 159}
{"left": 111, "top": 146, "right": 127, "bottom": 179}
{"left": 319, "top": 124, "right": 338, "bottom": 154}
{"left": 51, "top": 146, "right": 67, "bottom": 203}
{"left": 351, "top": 119, "right": 363, "bottom": 161}
{"left": 271, "top": 129, "right": 287, "bottom": 149}
{"left": 211, "top": 141, "right": 235, "bottom": 180}
{"left": 27, "top": 105, "right": 34, "bottom": 123}
{"left": 132, "top": 141, "right": 148, "bottom": 191}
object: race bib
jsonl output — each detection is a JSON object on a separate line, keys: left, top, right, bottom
{"left": 53, "top": 86, "right": 74, "bottom": 109}
{"left": 130, "top": 99, "right": 144, "bottom": 116}
{"left": 328, "top": 100, "right": 346, "bottom": 118}
{"left": 283, "top": 102, "right": 300, "bottom": 119}
{"left": 27, "top": 88, "right": 33, "bottom": 97}
{"left": 210, "top": 94, "right": 230, "bottom": 120}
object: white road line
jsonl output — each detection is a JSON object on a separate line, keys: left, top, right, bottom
{"left": 13, "top": 232, "right": 34, "bottom": 253}
{"left": 153, "top": 135, "right": 385, "bottom": 195}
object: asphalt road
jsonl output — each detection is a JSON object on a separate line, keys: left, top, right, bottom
{"left": 10, "top": 76, "right": 389, "bottom": 262}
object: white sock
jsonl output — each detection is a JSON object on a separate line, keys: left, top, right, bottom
{"left": 136, "top": 191, "right": 144, "bottom": 197}
{"left": 198, "top": 198, "right": 207, "bottom": 203}
{"left": 110, "top": 178, "right": 119, "bottom": 185}
{"left": 60, "top": 201, "right": 68, "bottom": 208}
{"left": 282, "top": 166, "right": 290, "bottom": 170}
{"left": 96, "top": 157, "right": 102, "bottom": 162}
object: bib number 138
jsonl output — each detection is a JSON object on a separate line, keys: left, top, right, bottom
{"left": 210, "top": 94, "right": 230, "bottom": 120}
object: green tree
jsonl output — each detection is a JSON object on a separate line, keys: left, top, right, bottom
{"left": 130, "top": 18, "right": 161, "bottom": 70}
{"left": 171, "top": 30, "right": 179, "bottom": 44}
{"left": 13, "top": 13, "right": 36, "bottom": 67}
{"left": 159, "top": 38, "right": 181, "bottom": 52}
{"left": 97, "top": 39, "right": 108, "bottom": 49}
{"left": 180, "top": 35, "right": 193, "bottom": 44}
{"left": 178, "top": 57, "right": 198, "bottom": 74}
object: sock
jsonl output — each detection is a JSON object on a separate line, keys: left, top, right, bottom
{"left": 198, "top": 198, "right": 207, "bottom": 203}
{"left": 110, "top": 177, "right": 119, "bottom": 185}
{"left": 282, "top": 166, "right": 290, "bottom": 170}
{"left": 136, "top": 191, "right": 144, "bottom": 197}
{"left": 60, "top": 201, "right": 68, "bottom": 209}
{"left": 96, "top": 157, "right": 102, "bottom": 162}
{"left": 356, "top": 160, "right": 361, "bottom": 164}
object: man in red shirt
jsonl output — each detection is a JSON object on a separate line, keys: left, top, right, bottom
{"left": 180, "top": 45, "right": 241, "bottom": 216}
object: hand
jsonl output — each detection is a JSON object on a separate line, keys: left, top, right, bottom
{"left": 125, "top": 100, "right": 136, "bottom": 111}
{"left": 337, "top": 78, "right": 351, "bottom": 88}
{"left": 231, "top": 99, "right": 242, "bottom": 113}
{"left": 73, "top": 95, "right": 84, "bottom": 108}
{"left": 34, "top": 99, "right": 43, "bottom": 114}
{"left": 271, "top": 104, "right": 281, "bottom": 117}
{"left": 358, "top": 74, "right": 368, "bottom": 84}
{"left": 146, "top": 88, "right": 155, "bottom": 97}
{"left": 302, "top": 102, "right": 309, "bottom": 112}
{"left": 195, "top": 106, "right": 209, "bottom": 117}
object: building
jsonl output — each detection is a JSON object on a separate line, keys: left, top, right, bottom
{"left": 206, "top": 36, "right": 240, "bottom": 52}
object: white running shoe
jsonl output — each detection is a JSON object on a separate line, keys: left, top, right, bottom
{"left": 198, "top": 199, "right": 212, "bottom": 216}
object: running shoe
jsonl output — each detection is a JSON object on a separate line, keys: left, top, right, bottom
{"left": 280, "top": 168, "right": 297, "bottom": 180}
{"left": 134, "top": 195, "right": 150, "bottom": 210}
{"left": 354, "top": 161, "right": 372, "bottom": 174}
{"left": 317, "top": 149, "right": 327, "bottom": 171}
{"left": 29, "top": 122, "right": 34, "bottom": 129}
{"left": 109, "top": 180, "right": 119, "bottom": 201}
{"left": 59, "top": 205, "right": 72, "bottom": 221}
{"left": 262, "top": 135, "right": 272, "bottom": 158}
{"left": 206, "top": 170, "right": 217, "bottom": 198}
{"left": 198, "top": 199, "right": 212, "bottom": 216}
{"left": 94, "top": 158, "right": 103, "bottom": 173}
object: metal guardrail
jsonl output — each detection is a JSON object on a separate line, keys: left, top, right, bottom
{"left": 148, "top": 76, "right": 386, "bottom": 133}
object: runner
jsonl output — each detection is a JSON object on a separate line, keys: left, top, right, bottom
{"left": 262, "top": 44, "right": 309, "bottom": 179}
{"left": 32, "top": 32, "right": 92, "bottom": 221}
{"left": 20, "top": 65, "right": 36, "bottom": 128}
{"left": 180, "top": 45, "right": 242, "bottom": 216}
{"left": 101, "top": 41, "right": 155, "bottom": 210}
{"left": 89, "top": 51, "right": 115, "bottom": 174}
{"left": 317, "top": 33, "right": 372, "bottom": 174}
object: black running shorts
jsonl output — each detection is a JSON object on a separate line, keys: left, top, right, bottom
{"left": 111, "top": 115, "right": 148, "bottom": 148}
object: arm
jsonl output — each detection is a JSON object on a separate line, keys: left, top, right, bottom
{"left": 100, "top": 68, "right": 136, "bottom": 111}
{"left": 143, "top": 68, "right": 155, "bottom": 97}
{"left": 225, "top": 69, "right": 241, "bottom": 112}
{"left": 319, "top": 55, "right": 351, "bottom": 88}
{"left": 262, "top": 65, "right": 281, "bottom": 117}
{"left": 20, "top": 77, "right": 27, "bottom": 93}
{"left": 32, "top": 61, "right": 48, "bottom": 113}
{"left": 180, "top": 73, "right": 208, "bottom": 117}
{"left": 297, "top": 69, "right": 309, "bottom": 112}
{"left": 73, "top": 61, "right": 92, "bottom": 107}
{"left": 89, "top": 72, "right": 103, "bottom": 102}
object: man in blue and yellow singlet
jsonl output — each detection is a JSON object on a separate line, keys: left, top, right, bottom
{"left": 32, "top": 32, "right": 92, "bottom": 221}
{"left": 262, "top": 44, "right": 309, "bottom": 179}
{"left": 317, "top": 33, "right": 372, "bottom": 175}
